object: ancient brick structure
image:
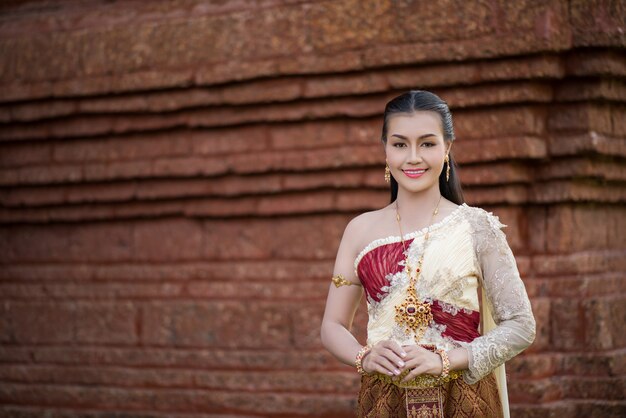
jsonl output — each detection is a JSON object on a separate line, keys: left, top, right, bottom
{"left": 0, "top": 0, "right": 624, "bottom": 417}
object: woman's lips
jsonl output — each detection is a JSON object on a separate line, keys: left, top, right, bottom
{"left": 403, "top": 169, "right": 427, "bottom": 179}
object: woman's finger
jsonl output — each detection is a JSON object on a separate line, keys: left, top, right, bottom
{"left": 380, "top": 347, "right": 406, "bottom": 368}
{"left": 373, "top": 354, "right": 401, "bottom": 375}
{"left": 387, "top": 340, "right": 408, "bottom": 359}
{"left": 365, "top": 344, "right": 401, "bottom": 375}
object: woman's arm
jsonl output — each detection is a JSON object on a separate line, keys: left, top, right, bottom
{"left": 460, "top": 210, "right": 536, "bottom": 384}
{"left": 321, "top": 217, "right": 408, "bottom": 376}
{"left": 320, "top": 217, "right": 365, "bottom": 367}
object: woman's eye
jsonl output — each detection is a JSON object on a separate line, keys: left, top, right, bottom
{"left": 393, "top": 143, "right": 406, "bottom": 148}
{"left": 422, "top": 142, "right": 435, "bottom": 147}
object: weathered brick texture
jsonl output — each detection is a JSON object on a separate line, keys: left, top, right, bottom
{"left": 0, "top": 0, "right": 624, "bottom": 417}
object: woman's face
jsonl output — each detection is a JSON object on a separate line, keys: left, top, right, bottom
{"left": 384, "top": 111, "right": 450, "bottom": 194}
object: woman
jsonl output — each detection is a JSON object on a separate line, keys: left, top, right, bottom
{"left": 320, "top": 90, "right": 536, "bottom": 418}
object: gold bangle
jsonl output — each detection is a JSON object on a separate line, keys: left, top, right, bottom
{"left": 355, "top": 344, "right": 372, "bottom": 375}
{"left": 435, "top": 347, "right": 450, "bottom": 379}
{"left": 331, "top": 274, "right": 361, "bottom": 288}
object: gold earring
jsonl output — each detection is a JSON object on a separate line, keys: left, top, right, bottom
{"left": 445, "top": 154, "right": 450, "bottom": 182}
{"left": 384, "top": 162, "right": 391, "bottom": 183}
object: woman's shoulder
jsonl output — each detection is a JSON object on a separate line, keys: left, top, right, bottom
{"left": 344, "top": 207, "right": 392, "bottom": 252}
{"left": 348, "top": 206, "right": 389, "bottom": 228}
{"left": 460, "top": 203, "right": 508, "bottom": 232}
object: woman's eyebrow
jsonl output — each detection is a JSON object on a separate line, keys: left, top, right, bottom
{"left": 390, "top": 133, "right": 437, "bottom": 140}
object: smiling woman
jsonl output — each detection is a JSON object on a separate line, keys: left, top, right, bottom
{"left": 320, "top": 90, "right": 536, "bottom": 418}
{"left": 385, "top": 111, "right": 450, "bottom": 195}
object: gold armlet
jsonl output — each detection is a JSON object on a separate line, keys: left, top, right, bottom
{"left": 331, "top": 274, "right": 362, "bottom": 288}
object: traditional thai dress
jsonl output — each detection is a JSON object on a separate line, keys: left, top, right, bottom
{"left": 354, "top": 203, "right": 536, "bottom": 418}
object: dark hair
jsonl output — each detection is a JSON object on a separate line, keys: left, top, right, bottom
{"left": 381, "top": 90, "right": 465, "bottom": 205}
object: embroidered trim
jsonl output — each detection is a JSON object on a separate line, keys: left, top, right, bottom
{"left": 354, "top": 203, "right": 468, "bottom": 272}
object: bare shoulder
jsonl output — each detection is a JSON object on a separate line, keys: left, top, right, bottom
{"left": 343, "top": 207, "right": 386, "bottom": 246}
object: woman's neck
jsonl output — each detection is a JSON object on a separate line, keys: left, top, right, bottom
{"left": 394, "top": 186, "right": 444, "bottom": 224}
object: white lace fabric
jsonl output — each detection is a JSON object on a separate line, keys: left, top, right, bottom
{"left": 459, "top": 209, "right": 537, "bottom": 384}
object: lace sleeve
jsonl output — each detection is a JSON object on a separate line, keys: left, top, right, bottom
{"left": 461, "top": 210, "right": 536, "bottom": 385}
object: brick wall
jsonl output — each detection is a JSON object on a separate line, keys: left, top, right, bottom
{"left": 0, "top": 0, "right": 624, "bottom": 417}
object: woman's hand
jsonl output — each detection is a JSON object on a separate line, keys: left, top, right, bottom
{"left": 397, "top": 344, "right": 443, "bottom": 382}
{"left": 361, "top": 340, "right": 407, "bottom": 377}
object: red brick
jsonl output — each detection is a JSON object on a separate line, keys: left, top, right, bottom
{"left": 508, "top": 378, "right": 563, "bottom": 403}
{"left": 460, "top": 162, "right": 532, "bottom": 185}
{"left": 0, "top": 382, "right": 356, "bottom": 415}
{"left": 572, "top": 402, "right": 626, "bottom": 418}
{"left": 549, "top": 132, "right": 626, "bottom": 159}
{"left": 188, "top": 280, "right": 327, "bottom": 301}
{"left": 566, "top": 50, "right": 626, "bottom": 78}
{"left": 456, "top": 136, "right": 547, "bottom": 163}
{"left": 74, "top": 301, "right": 138, "bottom": 344}
{"left": 0, "top": 143, "right": 52, "bottom": 168}
{"left": 52, "top": 132, "right": 191, "bottom": 163}
{"left": 304, "top": 71, "right": 389, "bottom": 98}
{"left": 0, "top": 222, "right": 133, "bottom": 263}
{"left": 528, "top": 274, "right": 625, "bottom": 298}
{"left": 269, "top": 120, "right": 348, "bottom": 150}
{"left": 550, "top": 297, "right": 585, "bottom": 351}
{"left": 507, "top": 353, "right": 555, "bottom": 379}
{"left": 201, "top": 215, "right": 345, "bottom": 260}
{"left": 81, "top": 160, "right": 152, "bottom": 183}
{"left": 133, "top": 218, "right": 203, "bottom": 262}
{"left": 510, "top": 402, "right": 576, "bottom": 418}
{"left": 532, "top": 250, "right": 626, "bottom": 276}
{"left": 569, "top": 0, "right": 625, "bottom": 47}
{"left": 336, "top": 189, "right": 387, "bottom": 212}
{"left": 532, "top": 180, "right": 626, "bottom": 204}
{"left": 555, "top": 79, "right": 626, "bottom": 102}
{"left": 583, "top": 296, "right": 626, "bottom": 350}
{"left": 3, "top": 302, "right": 75, "bottom": 344}
{"left": 283, "top": 170, "right": 364, "bottom": 191}
{"left": 0, "top": 282, "right": 184, "bottom": 300}
{"left": 257, "top": 190, "right": 336, "bottom": 215}
{"left": 537, "top": 157, "right": 626, "bottom": 182}
{"left": 190, "top": 126, "right": 269, "bottom": 156}
{"left": 0, "top": 184, "right": 75, "bottom": 207}
{"left": 194, "top": 370, "right": 359, "bottom": 393}
{"left": 560, "top": 376, "right": 626, "bottom": 400}
{"left": 544, "top": 204, "right": 621, "bottom": 253}
{"left": 438, "top": 82, "right": 553, "bottom": 109}
{"left": 454, "top": 106, "right": 545, "bottom": 139}
{"left": 548, "top": 103, "right": 616, "bottom": 135}
{"left": 0, "top": 259, "right": 333, "bottom": 283}
{"left": 557, "top": 349, "right": 626, "bottom": 377}
{"left": 463, "top": 184, "right": 529, "bottom": 205}
{"left": 141, "top": 301, "right": 291, "bottom": 349}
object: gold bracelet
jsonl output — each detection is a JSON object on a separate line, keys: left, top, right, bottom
{"left": 331, "top": 274, "right": 361, "bottom": 288}
{"left": 355, "top": 344, "right": 372, "bottom": 375}
{"left": 435, "top": 347, "right": 450, "bottom": 379}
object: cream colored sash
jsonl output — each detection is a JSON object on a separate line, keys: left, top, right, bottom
{"left": 481, "top": 291, "right": 510, "bottom": 418}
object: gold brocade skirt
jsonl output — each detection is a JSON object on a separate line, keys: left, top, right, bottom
{"left": 356, "top": 372, "right": 503, "bottom": 418}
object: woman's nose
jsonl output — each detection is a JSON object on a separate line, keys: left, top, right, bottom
{"left": 409, "top": 145, "right": 422, "bottom": 163}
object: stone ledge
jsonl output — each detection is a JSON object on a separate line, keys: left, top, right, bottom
{"left": 0, "top": 56, "right": 568, "bottom": 123}
{"left": 0, "top": 181, "right": 622, "bottom": 223}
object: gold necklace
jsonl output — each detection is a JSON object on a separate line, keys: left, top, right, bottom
{"left": 394, "top": 195, "right": 442, "bottom": 342}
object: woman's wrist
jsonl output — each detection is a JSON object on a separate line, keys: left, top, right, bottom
{"left": 435, "top": 348, "right": 450, "bottom": 378}
{"left": 355, "top": 344, "right": 372, "bottom": 375}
